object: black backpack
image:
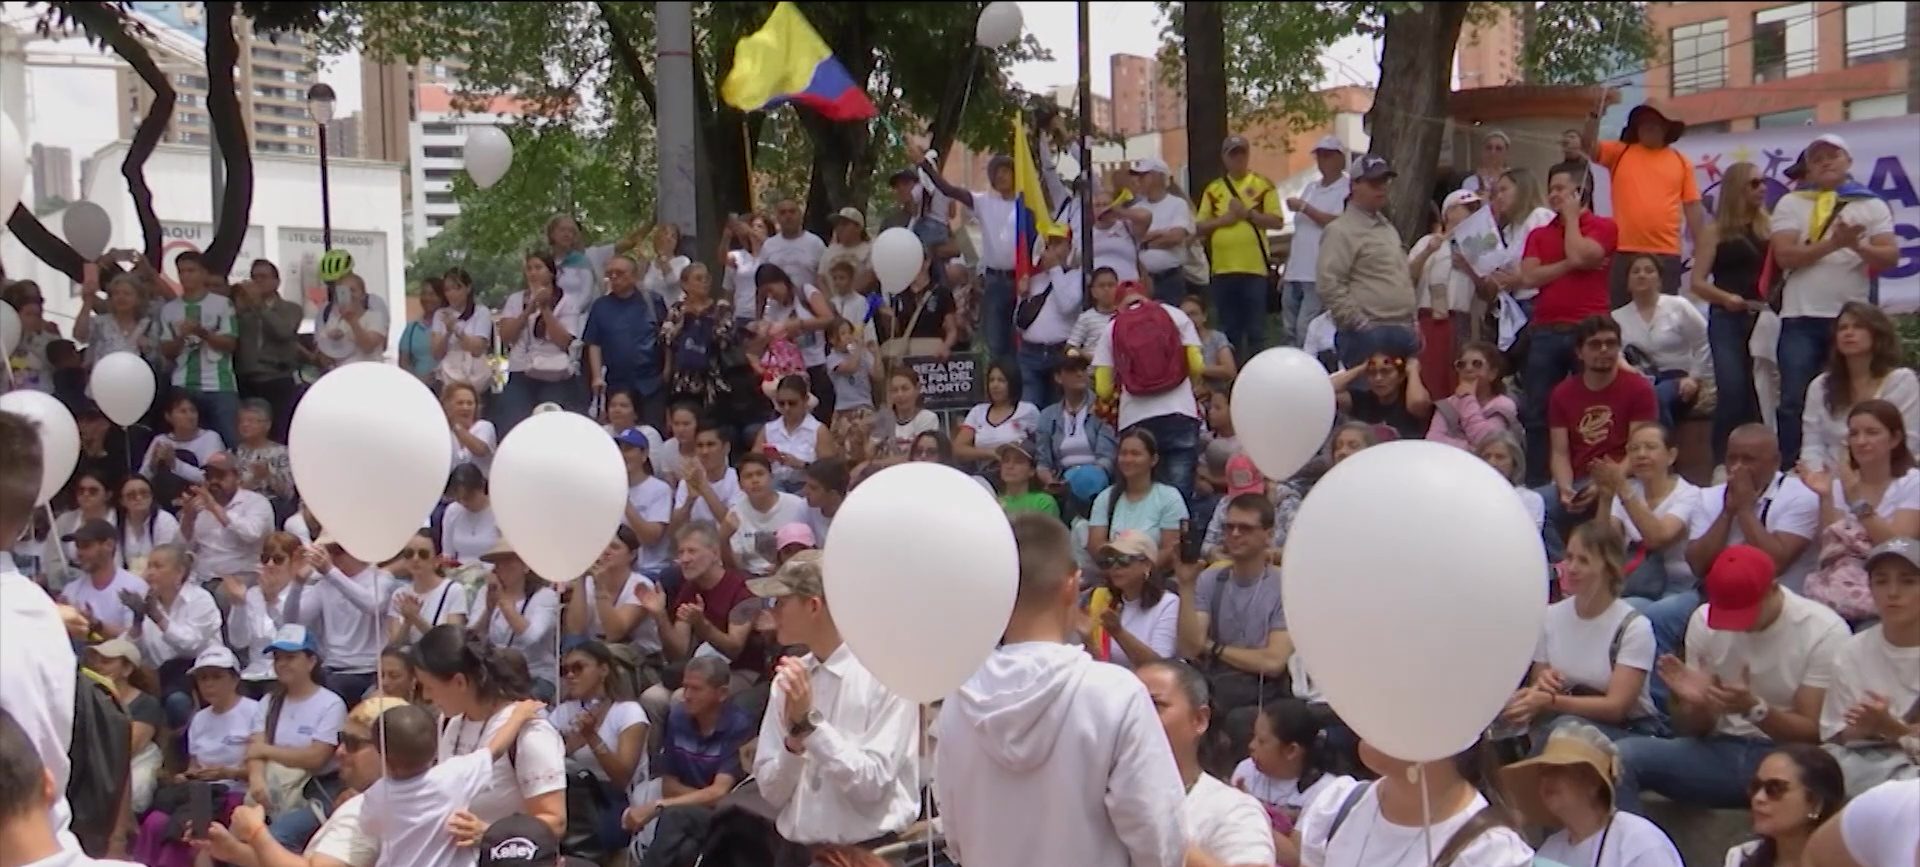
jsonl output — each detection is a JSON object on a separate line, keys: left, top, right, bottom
{"left": 68, "top": 669, "right": 131, "bottom": 856}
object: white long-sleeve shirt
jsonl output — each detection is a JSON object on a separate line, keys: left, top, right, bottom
{"left": 229, "top": 583, "right": 307, "bottom": 682}
{"left": 183, "top": 489, "right": 274, "bottom": 580}
{"left": 131, "top": 584, "right": 223, "bottom": 667}
{"left": 1800, "top": 367, "right": 1920, "bottom": 470}
{"left": 753, "top": 644, "right": 920, "bottom": 845}
{"left": 1021, "top": 267, "right": 1085, "bottom": 346}
{"left": 1611, "top": 295, "right": 1711, "bottom": 382}
{"left": 1, "top": 556, "right": 79, "bottom": 851}
{"left": 468, "top": 585, "right": 561, "bottom": 686}
{"left": 307, "top": 564, "right": 398, "bottom": 674}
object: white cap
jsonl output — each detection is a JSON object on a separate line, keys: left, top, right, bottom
{"left": 1129, "top": 157, "right": 1171, "bottom": 176}
{"left": 190, "top": 645, "right": 240, "bottom": 674}
{"left": 1442, "top": 189, "right": 1482, "bottom": 212}
{"left": 1809, "top": 133, "right": 1850, "bottom": 156}
{"left": 1312, "top": 135, "right": 1345, "bottom": 154}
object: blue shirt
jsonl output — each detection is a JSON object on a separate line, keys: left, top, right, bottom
{"left": 582, "top": 290, "right": 665, "bottom": 394}
{"left": 658, "top": 703, "right": 752, "bottom": 788}
{"left": 399, "top": 320, "right": 434, "bottom": 378}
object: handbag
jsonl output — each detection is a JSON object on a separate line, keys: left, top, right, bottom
{"left": 880, "top": 291, "right": 939, "bottom": 362}
{"left": 1014, "top": 278, "right": 1056, "bottom": 332}
{"left": 563, "top": 770, "right": 619, "bottom": 859}
{"left": 252, "top": 693, "right": 313, "bottom": 818}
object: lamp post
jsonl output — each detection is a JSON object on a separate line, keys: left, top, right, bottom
{"left": 306, "top": 82, "right": 336, "bottom": 249}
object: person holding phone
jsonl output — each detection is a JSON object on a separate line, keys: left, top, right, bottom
{"left": 1175, "top": 493, "right": 1290, "bottom": 756}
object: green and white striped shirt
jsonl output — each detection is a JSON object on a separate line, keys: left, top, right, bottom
{"left": 162, "top": 293, "right": 238, "bottom": 393}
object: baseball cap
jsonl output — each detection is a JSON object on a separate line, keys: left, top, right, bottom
{"left": 1865, "top": 537, "right": 1920, "bottom": 572}
{"left": 1442, "top": 189, "right": 1482, "bottom": 213}
{"left": 748, "top": 549, "right": 825, "bottom": 599}
{"left": 190, "top": 645, "right": 240, "bottom": 675}
{"left": 774, "top": 523, "right": 816, "bottom": 552}
{"left": 62, "top": 517, "right": 118, "bottom": 545}
{"left": 1221, "top": 135, "right": 1250, "bottom": 155}
{"left": 612, "top": 426, "right": 652, "bottom": 451}
{"left": 1129, "top": 157, "right": 1171, "bottom": 176}
{"left": 266, "top": 623, "right": 320, "bottom": 655}
{"left": 1704, "top": 545, "right": 1776, "bottom": 631}
{"left": 479, "top": 814, "right": 593, "bottom": 867}
{"left": 1224, "top": 453, "right": 1264, "bottom": 498}
{"left": 997, "top": 441, "right": 1036, "bottom": 464}
{"left": 90, "top": 637, "right": 143, "bottom": 667}
{"left": 1808, "top": 133, "right": 1850, "bottom": 157}
{"left": 889, "top": 168, "right": 920, "bottom": 187}
{"left": 1099, "top": 530, "right": 1159, "bottom": 564}
{"left": 830, "top": 207, "right": 865, "bottom": 226}
{"left": 1311, "top": 135, "right": 1344, "bottom": 154}
{"left": 1350, "top": 154, "right": 1396, "bottom": 182}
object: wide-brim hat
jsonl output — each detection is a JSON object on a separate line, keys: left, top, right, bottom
{"left": 1498, "top": 731, "right": 1619, "bottom": 828}
{"left": 1623, "top": 104, "right": 1685, "bottom": 146}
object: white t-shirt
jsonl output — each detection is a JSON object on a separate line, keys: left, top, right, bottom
{"left": 970, "top": 191, "right": 1019, "bottom": 270}
{"left": 1095, "top": 301, "right": 1202, "bottom": 430}
{"left": 581, "top": 572, "right": 659, "bottom": 653}
{"left": 673, "top": 467, "right": 744, "bottom": 525}
{"left": 450, "top": 421, "right": 498, "bottom": 476}
{"left": 1134, "top": 194, "right": 1197, "bottom": 275}
{"left": 881, "top": 409, "right": 940, "bottom": 458}
{"left": 500, "top": 289, "right": 586, "bottom": 375}
{"left": 2, "top": 561, "right": 78, "bottom": 850}
{"left": 430, "top": 306, "right": 494, "bottom": 358}
{"left": 385, "top": 579, "right": 471, "bottom": 643}
{"left": 1297, "top": 777, "right": 1535, "bottom": 867}
{"left": 1771, "top": 193, "right": 1897, "bottom": 320}
{"left": 1231, "top": 761, "right": 1340, "bottom": 820}
{"left": 728, "top": 492, "right": 810, "bottom": 577}
{"left": 436, "top": 704, "right": 568, "bottom": 824}
{"left": 762, "top": 284, "right": 830, "bottom": 367}
{"left": 440, "top": 502, "right": 500, "bottom": 566}
{"left": 305, "top": 793, "right": 376, "bottom": 867}
{"left": 1285, "top": 175, "right": 1352, "bottom": 281}
{"left": 1818, "top": 625, "right": 1920, "bottom": 742}
{"left": 60, "top": 570, "right": 150, "bottom": 635}
{"left": 1181, "top": 773, "right": 1277, "bottom": 867}
{"left": 188, "top": 698, "right": 261, "bottom": 770}
{"left": 466, "top": 586, "right": 561, "bottom": 686}
{"left": 725, "top": 250, "right": 760, "bottom": 314}
{"left": 1828, "top": 471, "right": 1920, "bottom": 524}
{"left": 1684, "top": 587, "right": 1850, "bottom": 739}
{"left": 315, "top": 294, "right": 390, "bottom": 364}
{"left": 1108, "top": 593, "right": 1181, "bottom": 670}
{"left": 548, "top": 699, "right": 650, "bottom": 784}
{"left": 359, "top": 749, "right": 496, "bottom": 867}
{"left": 627, "top": 477, "right": 674, "bottom": 572}
{"left": 1839, "top": 778, "right": 1920, "bottom": 867}
{"left": 253, "top": 688, "right": 348, "bottom": 773}
{"left": 1610, "top": 479, "right": 1702, "bottom": 587}
{"left": 1535, "top": 597, "right": 1658, "bottom": 721}
{"left": 1687, "top": 473, "right": 1821, "bottom": 593}
{"left": 961, "top": 402, "right": 1040, "bottom": 454}
{"left": 1535, "top": 810, "right": 1683, "bottom": 867}
{"left": 760, "top": 231, "right": 828, "bottom": 295}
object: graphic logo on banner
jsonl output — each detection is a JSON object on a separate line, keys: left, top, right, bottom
{"left": 1679, "top": 117, "right": 1920, "bottom": 311}
{"left": 158, "top": 222, "right": 267, "bottom": 292}
{"left": 905, "top": 355, "right": 980, "bottom": 411}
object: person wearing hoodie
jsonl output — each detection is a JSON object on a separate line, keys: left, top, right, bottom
{"left": 934, "top": 513, "right": 1186, "bottom": 867}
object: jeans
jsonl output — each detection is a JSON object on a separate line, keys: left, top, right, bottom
{"left": 1131, "top": 413, "right": 1200, "bottom": 503}
{"left": 269, "top": 803, "right": 324, "bottom": 850}
{"left": 324, "top": 669, "right": 375, "bottom": 707}
{"left": 1628, "top": 590, "right": 1701, "bottom": 713}
{"left": 1211, "top": 273, "right": 1268, "bottom": 362}
{"left": 1520, "top": 327, "right": 1582, "bottom": 486}
{"left": 1622, "top": 552, "right": 1672, "bottom": 602}
{"left": 1534, "top": 479, "right": 1593, "bottom": 564}
{"left": 1708, "top": 307, "right": 1760, "bottom": 467}
{"left": 191, "top": 390, "right": 240, "bottom": 452}
{"left": 1017, "top": 341, "right": 1064, "bottom": 409}
{"left": 1653, "top": 370, "right": 1694, "bottom": 434}
{"left": 1334, "top": 324, "right": 1419, "bottom": 370}
{"left": 1280, "top": 281, "right": 1322, "bottom": 348}
{"left": 981, "top": 269, "right": 1017, "bottom": 360}
{"left": 1149, "top": 268, "right": 1186, "bottom": 306}
{"left": 495, "top": 373, "right": 588, "bottom": 437}
{"left": 1776, "top": 316, "right": 1834, "bottom": 470}
{"left": 1616, "top": 734, "right": 1773, "bottom": 812}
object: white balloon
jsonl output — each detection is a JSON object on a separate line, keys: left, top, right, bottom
{"left": 975, "top": 1, "right": 1025, "bottom": 48}
{"left": 0, "top": 390, "right": 80, "bottom": 506}
{"left": 61, "top": 201, "right": 113, "bottom": 260}
{"left": 1282, "top": 440, "right": 1547, "bottom": 762}
{"left": 0, "top": 116, "right": 24, "bottom": 222}
{"left": 0, "top": 301, "right": 18, "bottom": 359}
{"left": 289, "top": 363, "right": 452, "bottom": 563}
{"left": 490, "top": 411, "right": 627, "bottom": 582}
{"left": 88, "top": 352, "right": 156, "bottom": 426}
{"left": 464, "top": 126, "right": 513, "bottom": 190}
{"left": 1230, "top": 348, "right": 1337, "bottom": 481}
{"left": 870, "top": 227, "right": 925, "bottom": 297}
{"left": 824, "top": 462, "right": 1017, "bottom": 704}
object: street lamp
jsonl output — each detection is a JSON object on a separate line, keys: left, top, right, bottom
{"left": 306, "top": 82, "right": 336, "bottom": 249}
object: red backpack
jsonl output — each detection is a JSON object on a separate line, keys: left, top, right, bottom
{"left": 1111, "top": 297, "right": 1187, "bottom": 395}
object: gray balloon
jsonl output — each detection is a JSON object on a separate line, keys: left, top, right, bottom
{"left": 62, "top": 200, "right": 113, "bottom": 260}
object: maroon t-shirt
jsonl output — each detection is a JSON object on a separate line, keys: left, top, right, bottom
{"left": 1548, "top": 371, "right": 1657, "bottom": 478}
{"left": 671, "top": 569, "right": 763, "bottom": 673}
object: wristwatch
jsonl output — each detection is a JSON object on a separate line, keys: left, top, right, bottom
{"left": 1743, "top": 702, "right": 1772, "bottom": 725}
{"left": 1849, "top": 498, "right": 1874, "bottom": 519}
{"left": 788, "top": 709, "right": 823, "bottom": 739}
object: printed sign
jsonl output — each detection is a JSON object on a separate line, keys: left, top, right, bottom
{"left": 905, "top": 355, "right": 980, "bottom": 411}
{"left": 157, "top": 221, "right": 267, "bottom": 289}
{"left": 277, "top": 227, "right": 393, "bottom": 326}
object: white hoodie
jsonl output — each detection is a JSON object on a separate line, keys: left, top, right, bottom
{"left": 934, "top": 642, "right": 1186, "bottom": 867}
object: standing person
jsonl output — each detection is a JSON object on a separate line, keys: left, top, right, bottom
{"left": 546, "top": 213, "right": 626, "bottom": 304}
{"left": 1520, "top": 161, "right": 1620, "bottom": 486}
{"left": 415, "top": 624, "right": 568, "bottom": 839}
{"left": 313, "top": 274, "right": 389, "bottom": 367}
{"left": 1016, "top": 230, "right": 1083, "bottom": 410}
{"left": 1770, "top": 133, "right": 1900, "bottom": 467}
{"left": 1317, "top": 156, "right": 1418, "bottom": 368}
{"left": 2, "top": 280, "right": 60, "bottom": 395}
{"left": 1544, "top": 317, "right": 1657, "bottom": 556}
{"left": 232, "top": 261, "right": 303, "bottom": 442}
{"left": 935, "top": 514, "right": 1186, "bottom": 867}
{"left": 661, "top": 264, "right": 741, "bottom": 417}
{"left": 757, "top": 264, "right": 839, "bottom": 420}
{"left": 1094, "top": 283, "right": 1206, "bottom": 500}
{"left": 639, "top": 223, "right": 690, "bottom": 310}
{"left": 919, "top": 153, "right": 1022, "bottom": 360}
{"left": 1561, "top": 128, "right": 1613, "bottom": 217}
{"left": 1592, "top": 105, "right": 1713, "bottom": 307}
{"left": 585, "top": 254, "right": 668, "bottom": 430}
{"left": 759, "top": 199, "right": 828, "bottom": 306}
{"left": 1409, "top": 190, "right": 1486, "bottom": 397}
{"left": 1688, "top": 161, "right": 1770, "bottom": 467}
{"left": 75, "top": 268, "right": 158, "bottom": 367}
{"left": 1281, "top": 137, "right": 1350, "bottom": 348}
{"left": 1460, "top": 130, "right": 1512, "bottom": 195}
{"left": 398, "top": 278, "right": 445, "bottom": 385}
{"left": 1197, "top": 135, "right": 1283, "bottom": 361}
{"left": 1125, "top": 158, "right": 1198, "bottom": 306}
{"left": 430, "top": 268, "right": 496, "bottom": 394}
{"left": 750, "top": 552, "right": 919, "bottom": 860}
{"left": 497, "top": 252, "right": 588, "bottom": 434}
{"left": 1136, "top": 660, "right": 1276, "bottom": 867}
{"left": 160, "top": 251, "right": 241, "bottom": 448}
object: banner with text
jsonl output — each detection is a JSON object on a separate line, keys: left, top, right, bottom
{"left": 1678, "top": 116, "right": 1920, "bottom": 312}
{"left": 158, "top": 221, "right": 267, "bottom": 291}
{"left": 905, "top": 355, "right": 981, "bottom": 411}
{"left": 277, "top": 227, "right": 393, "bottom": 325}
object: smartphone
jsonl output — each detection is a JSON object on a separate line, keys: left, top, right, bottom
{"left": 187, "top": 781, "right": 213, "bottom": 839}
{"left": 1179, "top": 522, "right": 1205, "bottom": 565}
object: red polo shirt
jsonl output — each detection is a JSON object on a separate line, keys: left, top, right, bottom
{"left": 1524, "top": 212, "right": 1618, "bottom": 326}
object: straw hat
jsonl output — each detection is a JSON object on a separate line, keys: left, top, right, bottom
{"left": 1497, "top": 721, "right": 1621, "bottom": 828}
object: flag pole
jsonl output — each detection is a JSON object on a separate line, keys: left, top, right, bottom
{"left": 1077, "top": 0, "right": 1093, "bottom": 285}
{"left": 742, "top": 120, "right": 756, "bottom": 213}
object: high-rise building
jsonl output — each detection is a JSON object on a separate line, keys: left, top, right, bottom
{"left": 410, "top": 84, "right": 521, "bottom": 246}
{"left": 1457, "top": 5, "right": 1524, "bottom": 88}
{"left": 359, "top": 55, "right": 471, "bottom": 164}
{"left": 1109, "top": 52, "right": 1186, "bottom": 137}
{"left": 114, "top": 6, "right": 323, "bottom": 155}
{"left": 1044, "top": 84, "right": 1113, "bottom": 134}
{"left": 326, "top": 113, "right": 362, "bottom": 159}
{"left": 29, "top": 143, "right": 74, "bottom": 209}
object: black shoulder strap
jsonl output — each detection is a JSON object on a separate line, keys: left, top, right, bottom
{"left": 1434, "top": 805, "right": 1505, "bottom": 867}
{"left": 1206, "top": 568, "right": 1232, "bottom": 644}
{"left": 1609, "top": 608, "right": 1646, "bottom": 667}
{"left": 429, "top": 582, "right": 451, "bottom": 627}
{"left": 262, "top": 691, "right": 287, "bottom": 747}
{"left": 1324, "top": 780, "right": 1373, "bottom": 846}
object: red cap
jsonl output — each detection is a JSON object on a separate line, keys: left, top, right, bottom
{"left": 1115, "top": 280, "right": 1150, "bottom": 302}
{"left": 1704, "top": 545, "right": 1776, "bottom": 631}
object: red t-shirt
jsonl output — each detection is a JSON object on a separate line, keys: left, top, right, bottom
{"left": 671, "top": 569, "right": 762, "bottom": 672}
{"left": 1548, "top": 371, "right": 1657, "bottom": 478}
{"left": 1524, "top": 212, "right": 1618, "bottom": 326}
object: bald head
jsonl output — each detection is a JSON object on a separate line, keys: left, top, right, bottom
{"left": 373, "top": 704, "right": 440, "bottom": 778}
{"left": 1725, "top": 423, "right": 1783, "bottom": 486}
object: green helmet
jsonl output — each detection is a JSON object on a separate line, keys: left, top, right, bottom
{"left": 317, "top": 248, "right": 353, "bottom": 282}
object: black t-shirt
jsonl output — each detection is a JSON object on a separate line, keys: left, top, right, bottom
{"left": 888, "top": 286, "right": 955, "bottom": 341}
{"left": 1346, "top": 385, "right": 1428, "bottom": 441}
{"left": 1711, "top": 229, "right": 1766, "bottom": 301}
{"left": 126, "top": 691, "right": 166, "bottom": 735}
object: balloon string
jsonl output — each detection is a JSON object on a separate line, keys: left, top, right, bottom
{"left": 1419, "top": 763, "right": 1437, "bottom": 867}
{"left": 44, "top": 502, "right": 70, "bottom": 580}
{"left": 921, "top": 703, "right": 933, "bottom": 867}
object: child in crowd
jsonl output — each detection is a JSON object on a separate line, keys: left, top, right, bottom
{"left": 1067, "top": 267, "right": 1120, "bottom": 361}
{"left": 359, "top": 699, "right": 546, "bottom": 867}
{"left": 826, "top": 318, "right": 876, "bottom": 461}
{"left": 1232, "top": 698, "right": 1343, "bottom": 850}
{"left": 996, "top": 442, "right": 1060, "bottom": 519}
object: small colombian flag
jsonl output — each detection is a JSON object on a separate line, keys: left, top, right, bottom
{"left": 722, "top": 2, "right": 877, "bottom": 121}
{"left": 1010, "top": 114, "right": 1063, "bottom": 286}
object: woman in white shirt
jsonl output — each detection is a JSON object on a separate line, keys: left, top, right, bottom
{"left": 497, "top": 251, "right": 589, "bottom": 434}
{"left": 1501, "top": 521, "right": 1661, "bottom": 742}
{"left": 1818, "top": 539, "right": 1920, "bottom": 795}
{"left": 1798, "top": 399, "right": 1920, "bottom": 623}
{"left": 132, "top": 543, "right": 224, "bottom": 719}
{"left": 1613, "top": 253, "right": 1711, "bottom": 431}
{"left": 1800, "top": 302, "right": 1920, "bottom": 470}
{"left": 248, "top": 624, "right": 350, "bottom": 850}
{"left": 468, "top": 543, "right": 562, "bottom": 697}
{"left": 1234, "top": 699, "right": 1344, "bottom": 865}
{"left": 552, "top": 640, "right": 650, "bottom": 852}
{"left": 752, "top": 374, "right": 835, "bottom": 494}
{"left": 1474, "top": 168, "right": 1556, "bottom": 313}
{"left": 639, "top": 223, "right": 690, "bottom": 309}
{"left": 51, "top": 469, "right": 117, "bottom": 563}
{"left": 756, "top": 263, "right": 838, "bottom": 419}
{"left": 1593, "top": 425, "right": 1702, "bottom": 603}
{"left": 115, "top": 474, "right": 180, "bottom": 573}
{"left": 1296, "top": 740, "right": 1535, "bottom": 867}
{"left": 443, "top": 382, "right": 498, "bottom": 476}
{"left": 1086, "top": 531, "right": 1178, "bottom": 669}
{"left": 143, "top": 390, "right": 227, "bottom": 493}
{"left": 1807, "top": 778, "right": 1920, "bottom": 867}
{"left": 440, "top": 464, "right": 501, "bottom": 566}
{"left": 415, "top": 623, "right": 568, "bottom": 839}
{"left": 223, "top": 532, "right": 309, "bottom": 697}
{"left": 1724, "top": 745, "right": 1847, "bottom": 867}
{"left": 720, "top": 214, "right": 767, "bottom": 323}
{"left": 954, "top": 359, "right": 1041, "bottom": 470}
{"left": 315, "top": 273, "right": 389, "bottom": 366}
{"left": 1409, "top": 190, "right": 1484, "bottom": 396}
{"left": 1479, "top": 431, "right": 1546, "bottom": 534}
{"left": 1086, "top": 188, "right": 1145, "bottom": 282}
{"left": 1499, "top": 721, "right": 1683, "bottom": 867}
{"left": 1137, "top": 659, "right": 1275, "bottom": 867}
{"left": 132, "top": 646, "right": 259, "bottom": 864}
{"left": 386, "top": 529, "right": 469, "bottom": 644}
{"left": 430, "top": 268, "right": 495, "bottom": 391}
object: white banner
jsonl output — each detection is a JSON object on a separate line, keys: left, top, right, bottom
{"left": 277, "top": 227, "right": 394, "bottom": 326}
{"left": 1677, "top": 116, "right": 1920, "bottom": 312}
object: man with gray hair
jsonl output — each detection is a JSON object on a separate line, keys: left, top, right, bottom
{"left": 178, "top": 451, "right": 274, "bottom": 581}
{"left": 622, "top": 653, "right": 756, "bottom": 840}
{"left": 584, "top": 252, "right": 668, "bottom": 429}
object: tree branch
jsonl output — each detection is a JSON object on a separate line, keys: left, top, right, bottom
{"left": 6, "top": 205, "right": 86, "bottom": 283}
{"left": 597, "top": 1, "right": 658, "bottom": 117}
{"left": 201, "top": 1, "right": 253, "bottom": 274}
{"left": 64, "top": 1, "right": 172, "bottom": 266}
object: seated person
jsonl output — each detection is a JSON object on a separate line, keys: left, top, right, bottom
{"left": 1330, "top": 349, "right": 1431, "bottom": 442}
{"left": 1498, "top": 721, "right": 1684, "bottom": 867}
{"left": 1818, "top": 538, "right": 1920, "bottom": 795}
{"left": 621, "top": 656, "right": 754, "bottom": 841}
{"left": 1175, "top": 493, "right": 1290, "bottom": 753}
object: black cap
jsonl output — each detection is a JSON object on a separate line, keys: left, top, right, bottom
{"left": 62, "top": 518, "right": 117, "bottom": 545}
{"left": 1350, "top": 154, "right": 1396, "bottom": 182}
{"left": 479, "top": 815, "right": 591, "bottom": 867}
{"left": 889, "top": 168, "right": 919, "bottom": 187}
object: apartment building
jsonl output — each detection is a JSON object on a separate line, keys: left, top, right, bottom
{"left": 115, "top": 4, "right": 323, "bottom": 155}
{"left": 1109, "top": 52, "right": 1187, "bottom": 137}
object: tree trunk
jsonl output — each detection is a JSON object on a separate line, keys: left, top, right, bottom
{"left": 798, "top": 6, "right": 877, "bottom": 237}
{"left": 1366, "top": 2, "right": 1470, "bottom": 246}
{"left": 65, "top": 1, "right": 173, "bottom": 265}
{"left": 202, "top": 3, "right": 252, "bottom": 275}
{"left": 1183, "top": 1, "right": 1228, "bottom": 193}
{"left": 690, "top": 33, "right": 755, "bottom": 270}
{"left": 5, "top": 207, "right": 86, "bottom": 282}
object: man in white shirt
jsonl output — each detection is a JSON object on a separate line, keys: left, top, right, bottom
{"left": 749, "top": 552, "right": 918, "bottom": 858}
{"left": 59, "top": 519, "right": 148, "bottom": 639}
{"left": 0, "top": 412, "right": 80, "bottom": 853}
{"left": 180, "top": 452, "right": 275, "bottom": 582}
{"left": 1017, "top": 229, "right": 1083, "bottom": 408}
{"left": 0, "top": 710, "right": 139, "bottom": 866}
{"left": 921, "top": 152, "right": 1022, "bottom": 359}
{"left": 1093, "top": 284, "right": 1207, "bottom": 499}
{"left": 936, "top": 514, "right": 1186, "bottom": 867}
{"left": 1281, "top": 136, "right": 1350, "bottom": 348}
{"left": 1768, "top": 133, "right": 1901, "bottom": 468}
{"left": 1126, "top": 157, "right": 1197, "bottom": 306}
{"left": 304, "top": 534, "right": 399, "bottom": 706}
{"left": 1615, "top": 544, "right": 1849, "bottom": 813}
{"left": 759, "top": 199, "right": 828, "bottom": 304}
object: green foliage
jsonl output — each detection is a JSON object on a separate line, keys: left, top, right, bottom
{"left": 1522, "top": 3, "right": 1656, "bottom": 86}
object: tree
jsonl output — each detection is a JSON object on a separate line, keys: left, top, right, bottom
{"left": 1182, "top": 2, "right": 1228, "bottom": 192}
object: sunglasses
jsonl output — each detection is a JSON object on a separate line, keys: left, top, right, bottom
{"left": 403, "top": 549, "right": 436, "bottom": 560}
{"left": 1097, "top": 554, "right": 1144, "bottom": 570}
{"left": 338, "top": 732, "right": 372, "bottom": 752}
{"left": 1748, "top": 778, "right": 1795, "bottom": 800}
{"left": 1454, "top": 358, "right": 1487, "bottom": 371}
{"left": 260, "top": 553, "right": 289, "bottom": 565}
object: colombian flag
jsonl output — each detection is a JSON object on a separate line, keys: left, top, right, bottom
{"left": 722, "top": 3, "right": 876, "bottom": 121}
{"left": 1011, "top": 114, "right": 1062, "bottom": 286}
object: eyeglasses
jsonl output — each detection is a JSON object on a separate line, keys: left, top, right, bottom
{"left": 260, "top": 553, "right": 289, "bottom": 565}
{"left": 403, "top": 549, "right": 436, "bottom": 560}
{"left": 1221, "top": 521, "right": 1264, "bottom": 537}
{"left": 1748, "top": 778, "right": 1795, "bottom": 800}
{"left": 1454, "top": 358, "right": 1487, "bottom": 371}
{"left": 339, "top": 732, "right": 372, "bottom": 753}
{"left": 1097, "top": 554, "right": 1144, "bottom": 570}
{"left": 560, "top": 662, "right": 591, "bottom": 678}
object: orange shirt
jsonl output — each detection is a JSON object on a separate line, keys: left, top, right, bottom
{"left": 1598, "top": 140, "right": 1700, "bottom": 255}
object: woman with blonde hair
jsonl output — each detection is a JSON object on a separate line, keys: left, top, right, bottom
{"left": 1690, "top": 161, "right": 1773, "bottom": 464}
{"left": 1468, "top": 167, "right": 1555, "bottom": 314}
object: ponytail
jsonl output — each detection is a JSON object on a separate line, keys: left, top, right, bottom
{"left": 1259, "top": 698, "right": 1327, "bottom": 791}
{"left": 415, "top": 623, "right": 530, "bottom": 703}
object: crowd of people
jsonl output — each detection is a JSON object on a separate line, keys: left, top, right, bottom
{"left": 1, "top": 98, "right": 1917, "bottom": 867}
